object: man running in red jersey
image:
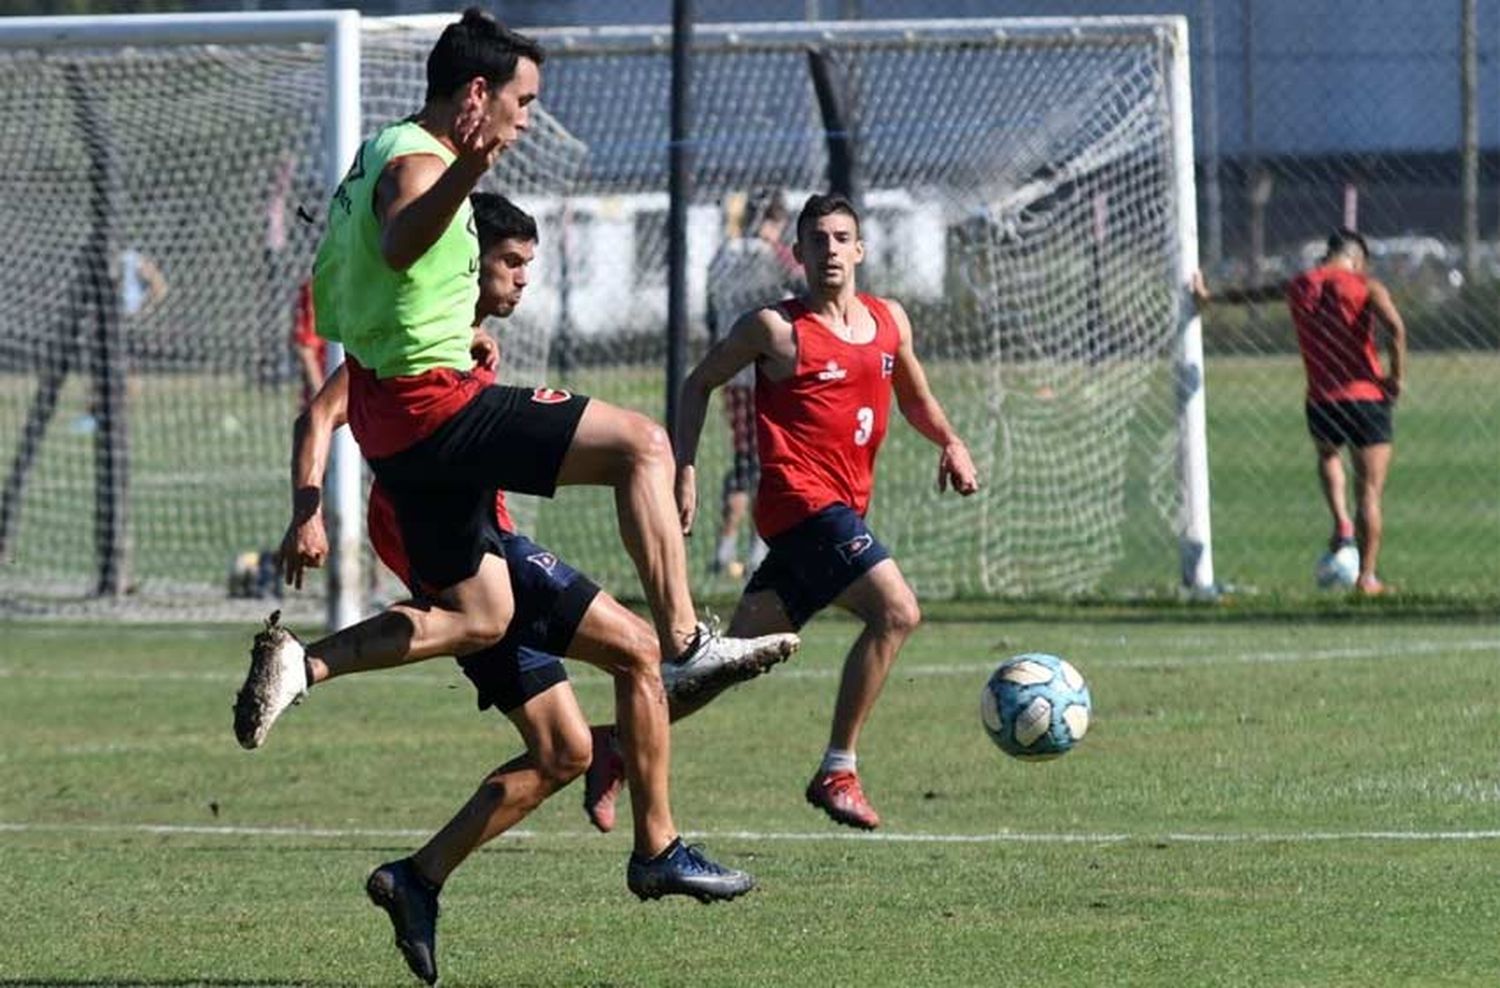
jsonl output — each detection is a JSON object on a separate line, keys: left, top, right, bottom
{"left": 674, "top": 192, "right": 981, "bottom": 830}
{"left": 1194, "top": 227, "right": 1407, "bottom": 594}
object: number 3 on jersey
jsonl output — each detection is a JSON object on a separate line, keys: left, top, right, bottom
{"left": 854, "top": 406, "right": 875, "bottom": 446}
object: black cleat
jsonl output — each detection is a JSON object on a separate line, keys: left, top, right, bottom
{"left": 366, "top": 858, "right": 441, "bottom": 985}
{"left": 626, "top": 838, "right": 755, "bottom": 903}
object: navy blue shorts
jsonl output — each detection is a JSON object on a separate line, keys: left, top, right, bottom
{"left": 456, "top": 532, "right": 601, "bottom": 714}
{"left": 744, "top": 503, "right": 891, "bottom": 629}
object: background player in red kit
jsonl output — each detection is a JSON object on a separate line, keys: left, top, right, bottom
{"left": 1193, "top": 228, "right": 1407, "bottom": 593}
{"left": 674, "top": 193, "right": 980, "bottom": 830}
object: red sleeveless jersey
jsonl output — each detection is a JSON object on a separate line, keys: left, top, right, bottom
{"left": 753, "top": 293, "right": 901, "bottom": 538}
{"left": 1285, "top": 266, "right": 1385, "bottom": 403}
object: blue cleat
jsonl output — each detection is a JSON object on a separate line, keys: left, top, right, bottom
{"left": 626, "top": 838, "right": 755, "bottom": 903}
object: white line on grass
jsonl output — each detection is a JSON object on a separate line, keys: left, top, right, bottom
{"left": 7, "top": 820, "right": 1500, "bottom": 845}
{"left": 2, "top": 638, "right": 1496, "bottom": 691}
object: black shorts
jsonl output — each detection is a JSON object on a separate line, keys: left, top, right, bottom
{"left": 457, "top": 531, "right": 601, "bottom": 714}
{"left": 370, "top": 385, "right": 590, "bottom": 591}
{"left": 744, "top": 503, "right": 891, "bottom": 629}
{"left": 1306, "top": 400, "right": 1393, "bottom": 449}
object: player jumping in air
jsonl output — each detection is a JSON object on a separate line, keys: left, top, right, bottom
{"left": 233, "top": 10, "right": 794, "bottom": 981}
{"left": 282, "top": 193, "right": 769, "bottom": 983}
{"left": 672, "top": 192, "right": 981, "bottom": 830}
{"left": 1193, "top": 227, "right": 1407, "bottom": 594}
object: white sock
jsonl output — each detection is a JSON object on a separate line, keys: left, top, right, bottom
{"left": 748, "top": 536, "right": 768, "bottom": 569}
{"left": 820, "top": 748, "right": 857, "bottom": 775}
{"left": 716, "top": 534, "right": 737, "bottom": 567}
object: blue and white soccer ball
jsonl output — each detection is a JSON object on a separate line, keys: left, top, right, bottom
{"left": 980, "top": 653, "right": 1092, "bottom": 760}
{"left": 1315, "top": 544, "right": 1360, "bottom": 590}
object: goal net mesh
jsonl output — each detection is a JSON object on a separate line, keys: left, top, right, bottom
{"left": 0, "top": 17, "right": 1190, "bottom": 619}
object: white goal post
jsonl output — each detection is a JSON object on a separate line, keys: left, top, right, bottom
{"left": 0, "top": 12, "right": 365, "bottom": 628}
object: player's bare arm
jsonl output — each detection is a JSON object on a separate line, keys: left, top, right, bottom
{"left": 279, "top": 364, "right": 349, "bottom": 589}
{"left": 675, "top": 305, "right": 793, "bottom": 534}
{"left": 886, "top": 299, "right": 979, "bottom": 495}
{"left": 1366, "top": 279, "right": 1407, "bottom": 399}
{"left": 375, "top": 150, "right": 488, "bottom": 271}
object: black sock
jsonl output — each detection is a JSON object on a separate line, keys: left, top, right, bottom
{"left": 674, "top": 628, "right": 703, "bottom": 664}
{"left": 634, "top": 836, "right": 683, "bottom": 863}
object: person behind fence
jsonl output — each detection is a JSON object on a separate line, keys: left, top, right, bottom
{"left": 1192, "top": 227, "right": 1408, "bottom": 595}
{"left": 703, "top": 188, "right": 803, "bottom": 578}
{"left": 289, "top": 278, "right": 325, "bottom": 409}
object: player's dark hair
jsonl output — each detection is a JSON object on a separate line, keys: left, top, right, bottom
{"left": 796, "top": 192, "right": 861, "bottom": 240}
{"left": 425, "top": 7, "right": 545, "bottom": 103}
{"left": 1326, "top": 227, "right": 1369, "bottom": 261}
{"left": 470, "top": 192, "right": 537, "bottom": 250}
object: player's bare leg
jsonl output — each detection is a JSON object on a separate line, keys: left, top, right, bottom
{"left": 580, "top": 591, "right": 794, "bottom": 834}
{"left": 563, "top": 593, "right": 676, "bottom": 848}
{"left": 562, "top": 594, "right": 760, "bottom": 904}
{"left": 234, "top": 554, "right": 515, "bottom": 749}
{"left": 553, "top": 399, "right": 797, "bottom": 686}
{"left": 805, "top": 559, "right": 921, "bottom": 830}
{"left": 828, "top": 559, "right": 921, "bottom": 755}
{"left": 1351, "top": 441, "right": 1393, "bottom": 592}
{"left": 1313, "top": 440, "right": 1355, "bottom": 551}
{"left": 554, "top": 402, "right": 694, "bottom": 650}
{"left": 373, "top": 684, "right": 592, "bottom": 986}
{"left": 413, "top": 686, "right": 593, "bottom": 882}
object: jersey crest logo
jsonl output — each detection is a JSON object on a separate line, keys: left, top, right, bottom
{"left": 531, "top": 387, "right": 572, "bottom": 404}
{"left": 881, "top": 353, "right": 895, "bottom": 378}
{"left": 817, "top": 359, "right": 848, "bottom": 382}
{"left": 527, "top": 551, "right": 559, "bottom": 573}
{"left": 836, "top": 533, "right": 874, "bottom": 563}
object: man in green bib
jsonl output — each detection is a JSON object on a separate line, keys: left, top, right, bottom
{"left": 232, "top": 9, "right": 795, "bottom": 983}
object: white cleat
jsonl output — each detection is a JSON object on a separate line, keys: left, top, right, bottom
{"left": 661, "top": 621, "right": 799, "bottom": 701}
{"left": 233, "top": 610, "right": 308, "bottom": 750}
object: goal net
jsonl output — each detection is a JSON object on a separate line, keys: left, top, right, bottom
{"left": 453, "top": 18, "right": 1205, "bottom": 602}
{"left": 0, "top": 14, "right": 1201, "bottom": 621}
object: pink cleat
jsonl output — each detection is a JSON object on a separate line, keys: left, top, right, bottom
{"left": 583, "top": 726, "right": 625, "bottom": 834}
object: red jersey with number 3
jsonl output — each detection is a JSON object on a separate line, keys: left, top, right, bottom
{"left": 1286, "top": 266, "right": 1385, "bottom": 403}
{"left": 754, "top": 293, "right": 900, "bottom": 538}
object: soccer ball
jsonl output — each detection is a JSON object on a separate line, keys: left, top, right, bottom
{"left": 1315, "top": 544, "right": 1360, "bottom": 589}
{"left": 980, "top": 653, "right": 1092, "bottom": 760}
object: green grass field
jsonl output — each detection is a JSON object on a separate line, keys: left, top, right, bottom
{"left": 6, "top": 612, "right": 1500, "bottom": 986}
{"left": 2, "top": 348, "right": 1496, "bottom": 612}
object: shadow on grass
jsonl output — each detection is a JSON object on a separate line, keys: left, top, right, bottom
{"left": 0, "top": 981, "right": 357, "bottom": 987}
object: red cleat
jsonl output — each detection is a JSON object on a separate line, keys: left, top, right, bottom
{"left": 583, "top": 726, "right": 625, "bottom": 834}
{"left": 805, "top": 769, "right": 880, "bottom": 830}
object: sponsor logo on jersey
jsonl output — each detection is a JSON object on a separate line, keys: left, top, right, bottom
{"left": 526, "top": 551, "right": 559, "bottom": 573}
{"left": 835, "top": 533, "right": 874, "bottom": 563}
{"left": 817, "top": 359, "right": 847, "bottom": 382}
{"left": 881, "top": 353, "right": 895, "bottom": 378}
{"left": 531, "top": 387, "right": 572, "bottom": 404}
